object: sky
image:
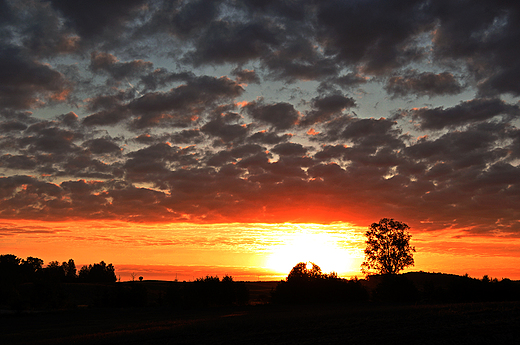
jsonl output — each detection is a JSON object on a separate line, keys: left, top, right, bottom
{"left": 1, "top": 0, "right": 520, "bottom": 281}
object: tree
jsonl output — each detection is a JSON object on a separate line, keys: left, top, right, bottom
{"left": 78, "top": 261, "right": 116, "bottom": 283}
{"left": 62, "top": 259, "right": 76, "bottom": 281}
{"left": 44, "top": 261, "right": 66, "bottom": 281}
{"left": 286, "top": 262, "right": 324, "bottom": 282}
{"left": 361, "top": 218, "right": 415, "bottom": 275}
{"left": 272, "top": 262, "right": 369, "bottom": 304}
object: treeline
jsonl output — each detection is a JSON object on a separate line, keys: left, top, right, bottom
{"left": 3, "top": 255, "right": 520, "bottom": 310}
{"left": 395, "top": 272, "right": 520, "bottom": 304}
{"left": 165, "top": 275, "right": 249, "bottom": 309}
{"left": 271, "top": 262, "right": 368, "bottom": 304}
{"left": 270, "top": 263, "right": 520, "bottom": 305}
{"left": 0, "top": 254, "right": 249, "bottom": 310}
{"left": 0, "top": 254, "right": 116, "bottom": 284}
{"left": 0, "top": 254, "right": 117, "bottom": 309}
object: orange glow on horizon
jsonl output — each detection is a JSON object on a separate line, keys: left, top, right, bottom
{"left": 2, "top": 219, "right": 520, "bottom": 281}
{"left": 263, "top": 224, "right": 363, "bottom": 276}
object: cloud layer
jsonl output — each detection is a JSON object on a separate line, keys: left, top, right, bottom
{"left": 1, "top": 0, "right": 520, "bottom": 236}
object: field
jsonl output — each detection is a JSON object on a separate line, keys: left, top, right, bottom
{"left": 2, "top": 280, "right": 520, "bottom": 345}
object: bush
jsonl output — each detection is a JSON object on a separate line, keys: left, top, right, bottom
{"left": 165, "top": 275, "right": 249, "bottom": 309}
{"left": 271, "top": 263, "right": 369, "bottom": 304}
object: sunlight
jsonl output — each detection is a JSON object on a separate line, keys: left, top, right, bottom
{"left": 264, "top": 224, "right": 357, "bottom": 276}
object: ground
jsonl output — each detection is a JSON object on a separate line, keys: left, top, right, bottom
{"left": 2, "top": 301, "right": 520, "bottom": 344}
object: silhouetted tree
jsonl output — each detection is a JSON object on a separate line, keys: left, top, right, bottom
{"left": 78, "top": 261, "right": 116, "bottom": 283}
{"left": 166, "top": 275, "right": 249, "bottom": 309}
{"left": 22, "top": 257, "right": 44, "bottom": 280}
{"left": 361, "top": 218, "right": 415, "bottom": 275}
{"left": 1, "top": 254, "right": 22, "bottom": 284}
{"left": 272, "top": 262, "right": 368, "bottom": 304}
{"left": 62, "top": 259, "right": 76, "bottom": 281}
{"left": 287, "top": 262, "right": 324, "bottom": 282}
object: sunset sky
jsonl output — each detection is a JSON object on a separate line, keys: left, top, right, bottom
{"left": 1, "top": 0, "right": 520, "bottom": 281}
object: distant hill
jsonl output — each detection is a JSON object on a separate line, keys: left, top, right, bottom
{"left": 361, "top": 271, "right": 520, "bottom": 304}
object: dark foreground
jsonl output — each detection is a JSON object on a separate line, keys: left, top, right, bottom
{"left": 2, "top": 301, "right": 520, "bottom": 344}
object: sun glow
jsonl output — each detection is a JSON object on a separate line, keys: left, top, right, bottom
{"left": 264, "top": 224, "right": 360, "bottom": 276}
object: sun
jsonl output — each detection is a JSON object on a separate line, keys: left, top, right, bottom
{"left": 264, "top": 225, "right": 356, "bottom": 276}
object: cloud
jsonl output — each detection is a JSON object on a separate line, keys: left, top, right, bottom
{"left": 385, "top": 71, "right": 464, "bottom": 98}
{"left": 316, "top": 0, "right": 431, "bottom": 75}
{"left": 271, "top": 143, "right": 308, "bottom": 157}
{"left": 247, "top": 131, "right": 292, "bottom": 145}
{"left": 0, "top": 45, "right": 69, "bottom": 109}
{"left": 145, "top": 0, "right": 223, "bottom": 39}
{"left": 231, "top": 68, "right": 260, "bottom": 84}
{"left": 82, "top": 74, "right": 244, "bottom": 129}
{"left": 410, "top": 98, "right": 520, "bottom": 130}
{"left": 82, "top": 138, "right": 122, "bottom": 155}
{"left": 49, "top": 0, "right": 147, "bottom": 41}
{"left": 430, "top": 1, "right": 520, "bottom": 96}
{"left": 300, "top": 94, "right": 356, "bottom": 126}
{"left": 0, "top": 121, "right": 27, "bottom": 132}
{"left": 185, "top": 20, "right": 280, "bottom": 66}
{"left": 1, "top": 0, "right": 520, "bottom": 238}
{"left": 244, "top": 101, "right": 300, "bottom": 130}
{"left": 201, "top": 118, "right": 249, "bottom": 144}
{"left": 90, "top": 51, "right": 153, "bottom": 81}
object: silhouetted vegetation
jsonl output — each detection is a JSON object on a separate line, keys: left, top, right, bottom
{"left": 0, "top": 254, "right": 118, "bottom": 310}
{"left": 370, "top": 274, "right": 419, "bottom": 304}
{"left": 78, "top": 261, "right": 116, "bottom": 283}
{"left": 165, "top": 275, "right": 249, "bottom": 309}
{"left": 362, "top": 218, "right": 415, "bottom": 275}
{"left": 404, "top": 272, "right": 520, "bottom": 304}
{"left": 271, "top": 262, "right": 369, "bottom": 304}
{"left": 2, "top": 253, "right": 520, "bottom": 312}
{"left": 94, "top": 282, "right": 148, "bottom": 308}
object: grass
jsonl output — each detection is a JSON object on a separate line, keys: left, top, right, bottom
{"left": 2, "top": 301, "right": 520, "bottom": 344}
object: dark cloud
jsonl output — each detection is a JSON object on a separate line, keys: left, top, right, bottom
{"left": 49, "top": 0, "right": 147, "bottom": 40}
{"left": 140, "top": 69, "right": 194, "bottom": 92}
{"left": 82, "top": 107, "right": 131, "bottom": 127}
{"left": 332, "top": 73, "right": 369, "bottom": 89}
{"left": 247, "top": 131, "right": 292, "bottom": 145}
{"left": 201, "top": 118, "right": 249, "bottom": 144}
{"left": 128, "top": 76, "right": 244, "bottom": 114}
{"left": 231, "top": 68, "right": 261, "bottom": 84}
{"left": 82, "top": 138, "right": 122, "bottom": 155}
{"left": 57, "top": 112, "right": 79, "bottom": 128}
{"left": 0, "top": 121, "right": 27, "bottom": 132}
{"left": 316, "top": 0, "right": 431, "bottom": 75}
{"left": 430, "top": 1, "right": 520, "bottom": 96}
{"left": 314, "top": 115, "right": 403, "bottom": 154}
{"left": 145, "top": 0, "right": 222, "bottom": 39}
{"left": 262, "top": 36, "right": 339, "bottom": 81}
{"left": 0, "top": 45, "right": 69, "bottom": 109}
{"left": 0, "top": 154, "right": 37, "bottom": 171}
{"left": 170, "top": 129, "right": 204, "bottom": 144}
{"left": 385, "top": 71, "right": 464, "bottom": 98}
{"left": 271, "top": 143, "right": 308, "bottom": 157}
{"left": 244, "top": 101, "right": 299, "bottom": 130}
{"left": 300, "top": 94, "right": 356, "bottom": 126}
{"left": 185, "top": 20, "right": 280, "bottom": 66}
{"left": 411, "top": 98, "right": 520, "bottom": 130}
{"left": 62, "top": 154, "right": 116, "bottom": 179}
{"left": 90, "top": 51, "right": 153, "bottom": 81}
{"left": 83, "top": 75, "right": 244, "bottom": 128}
{"left": 19, "top": 125, "right": 82, "bottom": 155}
{"left": 1, "top": 0, "right": 520, "bottom": 237}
